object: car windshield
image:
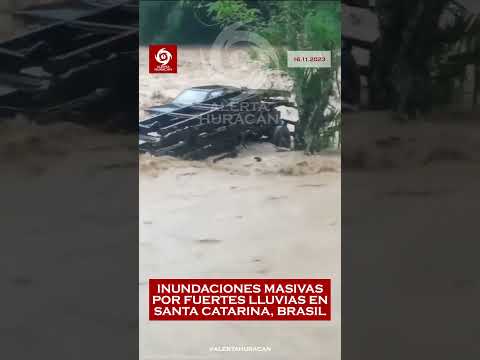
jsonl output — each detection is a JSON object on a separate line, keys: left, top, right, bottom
{"left": 173, "top": 89, "right": 210, "bottom": 105}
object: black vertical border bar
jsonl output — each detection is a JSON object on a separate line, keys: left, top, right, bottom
{"left": 341, "top": 1, "right": 480, "bottom": 359}
{"left": 0, "top": 2, "right": 139, "bottom": 359}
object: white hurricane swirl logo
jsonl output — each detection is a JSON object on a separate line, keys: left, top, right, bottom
{"left": 155, "top": 48, "right": 172, "bottom": 65}
{"left": 203, "top": 22, "right": 280, "bottom": 89}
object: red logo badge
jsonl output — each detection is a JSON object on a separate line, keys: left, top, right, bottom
{"left": 149, "top": 44, "right": 177, "bottom": 73}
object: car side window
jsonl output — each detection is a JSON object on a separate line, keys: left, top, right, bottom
{"left": 208, "top": 90, "right": 223, "bottom": 99}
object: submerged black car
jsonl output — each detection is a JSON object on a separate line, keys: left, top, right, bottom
{"left": 144, "top": 85, "right": 239, "bottom": 115}
{"left": 139, "top": 85, "right": 294, "bottom": 159}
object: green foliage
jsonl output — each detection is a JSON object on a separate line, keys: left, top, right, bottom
{"left": 204, "top": 0, "right": 260, "bottom": 26}
{"left": 432, "top": 5, "right": 480, "bottom": 108}
{"left": 189, "top": 0, "right": 341, "bottom": 151}
{"left": 305, "top": 3, "right": 341, "bottom": 50}
{"left": 140, "top": 1, "right": 175, "bottom": 44}
{"left": 140, "top": 1, "right": 221, "bottom": 45}
{"left": 373, "top": 0, "right": 479, "bottom": 117}
{"left": 286, "top": 2, "right": 341, "bottom": 151}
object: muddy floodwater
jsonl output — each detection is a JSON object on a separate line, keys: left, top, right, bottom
{"left": 139, "top": 146, "right": 341, "bottom": 359}
{"left": 139, "top": 46, "right": 341, "bottom": 359}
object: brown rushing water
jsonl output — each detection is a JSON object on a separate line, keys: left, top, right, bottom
{"left": 139, "top": 46, "right": 341, "bottom": 359}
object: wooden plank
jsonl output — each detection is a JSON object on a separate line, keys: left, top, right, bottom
{"left": 69, "top": 20, "right": 137, "bottom": 32}
{"left": 0, "top": 47, "right": 26, "bottom": 60}
{"left": 167, "top": 112, "right": 196, "bottom": 117}
{"left": 48, "top": 29, "right": 136, "bottom": 62}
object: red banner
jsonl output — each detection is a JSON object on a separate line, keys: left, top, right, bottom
{"left": 149, "top": 279, "right": 331, "bottom": 321}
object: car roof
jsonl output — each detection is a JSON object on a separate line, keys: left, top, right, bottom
{"left": 189, "top": 85, "right": 239, "bottom": 91}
